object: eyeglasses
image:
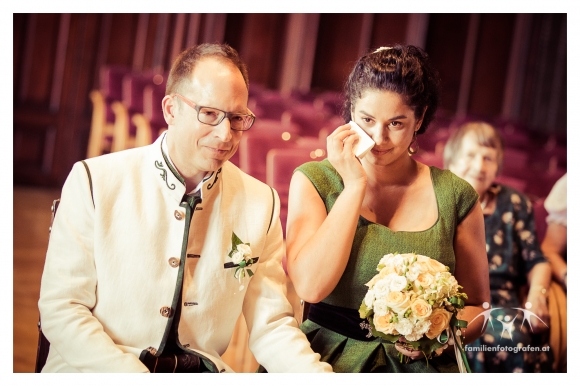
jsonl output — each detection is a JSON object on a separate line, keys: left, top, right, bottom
{"left": 172, "top": 93, "right": 256, "bottom": 131}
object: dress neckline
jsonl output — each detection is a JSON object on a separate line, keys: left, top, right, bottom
{"left": 358, "top": 166, "right": 441, "bottom": 234}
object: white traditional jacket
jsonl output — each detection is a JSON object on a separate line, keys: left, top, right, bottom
{"left": 38, "top": 133, "right": 331, "bottom": 373}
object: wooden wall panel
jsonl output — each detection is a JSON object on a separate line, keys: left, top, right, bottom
{"left": 106, "top": 14, "right": 139, "bottom": 67}
{"left": 237, "top": 13, "right": 288, "bottom": 89}
{"left": 16, "top": 14, "right": 60, "bottom": 107}
{"left": 370, "top": 14, "right": 410, "bottom": 49}
{"left": 520, "top": 14, "right": 567, "bottom": 138}
{"left": 311, "top": 14, "right": 366, "bottom": 92}
{"left": 425, "top": 14, "right": 470, "bottom": 116}
{"left": 468, "top": 14, "right": 515, "bottom": 118}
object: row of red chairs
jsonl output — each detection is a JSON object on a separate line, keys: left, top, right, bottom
{"left": 87, "top": 65, "right": 168, "bottom": 158}
{"left": 86, "top": 66, "right": 565, "bottom": 207}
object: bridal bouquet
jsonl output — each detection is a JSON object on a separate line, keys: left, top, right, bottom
{"left": 359, "top": 252, "right": 470, "bottom": 371}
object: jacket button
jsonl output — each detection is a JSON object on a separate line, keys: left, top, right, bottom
{"left": 174, "top": 210, "right": 184, "bottom": 220}
{"left": 168, "top": 257, "right": 179, "bottom": 268}
{"left": 160, "top": 306, "right": 173, "bottom": 317}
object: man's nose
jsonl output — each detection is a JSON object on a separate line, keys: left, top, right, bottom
{"left": 214, "top": 118, "right": 233, "bottom": 142}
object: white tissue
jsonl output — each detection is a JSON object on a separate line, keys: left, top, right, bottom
{"left": 349, "top": 120, "right": 375, "bottom": 158}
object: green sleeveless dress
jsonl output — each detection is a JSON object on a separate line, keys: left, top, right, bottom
{"left": 296, "top": 159, "right": 479, "bottom": 373}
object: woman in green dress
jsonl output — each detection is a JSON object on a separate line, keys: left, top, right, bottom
{"left": 285, "top": 45, "right": 490, "bottom": 372}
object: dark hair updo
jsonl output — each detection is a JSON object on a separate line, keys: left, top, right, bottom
{"left": 342, "top": 44, "right": 441, "bottom": 135}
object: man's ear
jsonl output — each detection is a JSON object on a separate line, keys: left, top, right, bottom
{"left": 162, "top": 94, "right": 176, "bottom": 125}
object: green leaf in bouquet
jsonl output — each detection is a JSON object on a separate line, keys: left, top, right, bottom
{"left": 415, "top": 336, "right": 446, "bottom": 357}
{"left": 359, "top": 302, "right": 372, "bottom": 319}
{"left": 247, "top": 269, "right": 254, "bottom": 277}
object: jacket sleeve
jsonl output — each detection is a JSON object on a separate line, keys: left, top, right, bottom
{"left": 241, "top": 187, "right": 333, "bottom": 372}
{"left": 38, "top": 162, "right": 149, "bottom": 372}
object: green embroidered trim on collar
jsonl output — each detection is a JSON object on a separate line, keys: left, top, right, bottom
{"left": 154, "top": 160, "right": 176, "bottom": 190}
{"left": 159, "top": 138, "right": 185, "bottom": 187}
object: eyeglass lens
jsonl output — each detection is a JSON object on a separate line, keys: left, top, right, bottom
{"left": 198, "top": 107, "right": 253, "bottom": 131}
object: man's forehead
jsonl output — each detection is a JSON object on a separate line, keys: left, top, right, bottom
{"left": 190, "top": 57, "right": 242, "bottom": 82}
{"left": 183, "top": 57, "right": 248, "bottom": 108}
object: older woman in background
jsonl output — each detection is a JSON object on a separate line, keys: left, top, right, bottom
{"left": 444, "top": 121, "right": 553, "bottom": 373}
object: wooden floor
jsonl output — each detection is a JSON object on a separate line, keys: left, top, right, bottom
{"left": 12, "top": 185, "right": 302, "bottom": 373}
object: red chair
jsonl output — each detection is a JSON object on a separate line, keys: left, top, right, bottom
{"left": 100, "top": 65, "right": 132, "bottom": 128}
{"left": 238, "top": 132, "right": 298, "bottom": 183}
{"left": 533, "top": 198, "right": 549, "bottom": 244}
{"left": 313, "top": 90, "right": 343, "bottom": 116}
{"left": 86, "top": 65, "right": 131, "bottom": 157}
{"left": 266, "top": 146, "right": 326, "bottom": 237}
{"left": 133, "top": 74, "right": 168, "bottom": 148}
{"left": 250, "top": 90, "right": 291, "bottom": 120}
{"left": 282, "top": 102, "right": 332, "bottom": 138}
{"left": 112, "top": 72, "right": 160, "bottom": 151}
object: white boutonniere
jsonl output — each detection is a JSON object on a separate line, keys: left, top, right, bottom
{"left": 228, "top": 232, "right": 254, "bottom": 290}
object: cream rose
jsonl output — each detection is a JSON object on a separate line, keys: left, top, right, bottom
{"left": 389, "top": 275, "right": 408, "bottom": 292}
{"left": 394, "top": 317, "right": 413, "bottom": 336}
{"left": 237, "top": 243, "right": 252, "bottom": 257}
{"left": 364, "top": 290, "right": 375, "bottom": 308}
{"left": 427, "top": 258, "right": 447, "bottom": 273}
{"left": 384, "top": 291, "right": 411, "bottom": 314}
{"left": 231, "top": 250, "right": 245, "bottom": 264}
{"left": 414, "top": 272, "right": 434, "bottom": 289}
{"left": 410, "top": 298, "right": 432, "bottom": 319}
{"left": 425, "top": 308, "right": 452, "bottom": 339}
{"left": 373, "top": 313, "right": 396, "bottom": 335}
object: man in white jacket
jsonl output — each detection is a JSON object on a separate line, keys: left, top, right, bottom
{"left": 38, "top": 43, "right": 332, "bottom": 373}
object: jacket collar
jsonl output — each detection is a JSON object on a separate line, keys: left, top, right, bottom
{"left": 150, "top": 132, "right": 223, "bottom": 204}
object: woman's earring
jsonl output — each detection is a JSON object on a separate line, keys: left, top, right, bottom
{"left": 408, "top": 131, "right": 419, "bottom": 155}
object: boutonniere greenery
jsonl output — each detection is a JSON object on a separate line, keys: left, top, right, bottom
{"left": 229, "top": 232, "right": 254, "bottom": 290}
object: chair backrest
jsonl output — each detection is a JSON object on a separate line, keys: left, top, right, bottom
{"left": 238, "top": 132, "right": 298, "bottom": 183}
{"left": 533, "top": 198, "right": 548, "bottom": 245}
{"left": 266, "top": 146, "right": 325, "bottom": 236}
{"left": 35, "top": 199, "right": 60, "bottom": 373}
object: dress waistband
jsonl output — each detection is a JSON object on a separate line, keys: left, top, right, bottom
{"left": 307, "top": 302, "right": 378, "bottom": 341}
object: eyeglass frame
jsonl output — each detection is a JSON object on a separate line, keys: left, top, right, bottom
{"left": 171, "top": 93, "right": 256, "bottom": 131}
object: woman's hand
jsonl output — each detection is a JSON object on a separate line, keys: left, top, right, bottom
{"left": 394, "top": 343, "right": 425, "bottom": 361}
{"left": 526, "top": 288, "right": 550, "bottom": 334}
{"left": 326, "top": 123, "right": 367, "bottom": 189}
{"left": 394, "top": 339, "right": 448, "bottom": 361}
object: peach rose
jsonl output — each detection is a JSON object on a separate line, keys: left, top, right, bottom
{"left": 425, "top": 308, "right": 452, "bottom": 339}
{"left": 414, "top": 272, "right": 434, "bottom": 289}
{"left": 385, "top": 291, "right": 411, "bottom": 314}
{"left": 373, "top": 313, "right": 396, "bottom": 335}
{"left": 410, "top": 298, "right": 432, "bottom": 319}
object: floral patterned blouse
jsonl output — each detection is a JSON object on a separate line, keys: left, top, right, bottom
{"left": 467, "top": 183, "right": 552, "bottom": 373}
{"left": 484, "top": 183, "right": 547, "bottom": 300}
